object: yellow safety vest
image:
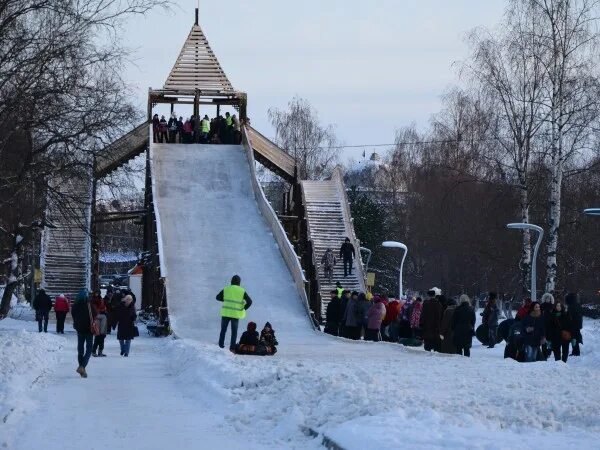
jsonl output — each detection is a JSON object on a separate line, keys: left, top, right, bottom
{"left": 221, "top": 285, "right": 246, "bottom": 319}
{"left": 201, "top": 119, "right": 210, "bottom": 133}
{"left": 226, "top": 116, "right": 233, "bottom": 126}
{"left": 336, "top": 287, "right": 344, "bottom": 298}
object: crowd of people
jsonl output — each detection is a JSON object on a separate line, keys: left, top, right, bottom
{"left": 32, "top": 287, "right": 139, "bottom": 378}
{"left": 152, "top": 111, "right": 242, "bottom": 145}
{"left": 323, "top": 284, "right": 584, "bottom": 363}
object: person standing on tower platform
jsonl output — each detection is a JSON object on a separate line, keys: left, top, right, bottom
{"left": 200, "top": 115, "right": 210, "bottom": 143}
{"left": 216, "top": 275, "right": 253, "bottom": 351}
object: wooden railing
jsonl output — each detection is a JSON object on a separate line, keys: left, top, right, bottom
{"left": 242, "top": 126, "right": 316, "bottom": 329}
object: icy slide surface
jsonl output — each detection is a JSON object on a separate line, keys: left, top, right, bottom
{"left": 152, "top": 144, "right": 311, "bottom": 342}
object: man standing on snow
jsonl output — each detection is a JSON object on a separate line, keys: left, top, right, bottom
{"left": 339, "top": 237, "right": 356, "bottom": 277}
{"left": 420, "top": 287, "right": 443, "bottom": 352}
{"left": 216, "top": 275, "right": 253, "bottom": 351}
{"left": 33, "top": 288, "right": 53, "bottom": 333}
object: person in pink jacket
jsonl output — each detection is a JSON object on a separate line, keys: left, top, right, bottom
{"left": 410, "top": 297, "right": 423, "bottom": 338}
{"left": 54, "top": 294, "right": 70, "bottom": 334}
{"left": 365, "top": 298, "right": 386, "bottom": 342}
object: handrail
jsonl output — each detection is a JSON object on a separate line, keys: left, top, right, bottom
{"left": 148, "top": 125, "right": 167, "bottom": 278}
{"left": 242, "top": 126, "right": 315, "bottom": 329}
{"left": 332, "top": 167, "right": 366, "bottom": 291}
{"left": 299, "top": 182, "right": 322, "bottom": 318}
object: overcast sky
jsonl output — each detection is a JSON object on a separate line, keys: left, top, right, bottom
{"left": 124, "top": 0, "right": 506, "bottom": 160}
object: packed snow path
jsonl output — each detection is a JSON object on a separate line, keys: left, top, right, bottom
{"left": 3, "top": 329, "right": 276, "bottom": 450}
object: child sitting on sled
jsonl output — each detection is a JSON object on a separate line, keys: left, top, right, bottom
{"left": 259, "top": 322, "right": 279, "bottom": 355}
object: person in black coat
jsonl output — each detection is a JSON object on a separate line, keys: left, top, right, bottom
{"left": 324, "top": 290, "right": 343, "bottom": 336}
{"left": 236, "top": 322, "right": 259, "bottom": 354}
{"left": 71, "top": 289, "right": 95, "bottom": 377}
{"left": 452, "top": 295, "right": 476, "bottom": 357}
{"left": 521, "top": 302, "right": 546, "bottom": 362}
{"left": 339, "top": 237, "right": 356, "bottom": 277}
{"left": 565, "top": 293, "right": 583, "bottom": 356}
{"left": 116, "top": 295, "right": 137, "bottom": 357}
{"left": 33, "top": 289, "right": 53, "bottom": 333}
{"left": 546, "top": 302, "right": 574, "bottom": 363}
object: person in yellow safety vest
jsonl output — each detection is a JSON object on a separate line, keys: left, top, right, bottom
{"left": 336, "top": 281, "right": 344, "bottom": 299}
{"left": 225, "top": 112, "right": 233, "bottom": 127}
{"left": 200, "top": 115, "right": 210, "bottom": 143}
{"left": 216, "top": 275, "right": 253, "bottom": 351}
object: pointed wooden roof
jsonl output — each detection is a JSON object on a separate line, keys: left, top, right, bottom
{"left": 163, "top": 23, "right": 234, "bottom": 93}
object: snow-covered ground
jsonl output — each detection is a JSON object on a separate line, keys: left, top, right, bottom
{"left": 2, "top": 317, "right": 599, "bottom": 450}
{"left": 2, "top": 145, "right": 599, "bottom": 449}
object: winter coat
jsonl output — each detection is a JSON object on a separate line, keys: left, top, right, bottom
{"left": 410, "top": 301, "right": 422, "bottom": 329}
{"left": 92, "top": 296, "right": 107, "bottom": 314}
{"left": 420, "top": 298, "right": 443, "bottom": 340}
{"left": 239, "top": 330, "right": 259, "bottom": 346}
{"left": 260, "top": 330, "right": 278, "bottom": 347}
{"left": 321, "top": 251, "right": 336, "bottom": 268}
{"left": 367, "top": 301, "right": 386, "bottom": 330}
{"left": 452, "top": 303, "right": 476, "bottom": 349}
{"left": 516, "top": 303, "right": 531, "bottom": 320}
{"left": 400, "top": 300, "right": 413, "bottom": 322}
{"left": 568, "top": 303, "right": 583, "bottom": 330}
{"left": 53, "top": 295, "right": 70, "bottom": 313}
{"left": 116, "top": 299, "right": 137, "bottom": 340}
{"left": 356, "top": 297, "right": 371, "bottom": 326}
{"left": 546, "top": 311, "right": 574, "bottom": 343}
{"left": 339, "top": 242, "right": 355, "bottom": 260}
{"left": 33, "top": 291, "right": 52, "bottom": 312}
{"left": 483, "top": 305, "right": 499, "bottom": 328}
{"left": 72, "top": 301, "right": 94, "bottom": 334}
{"left": 383, "top": 300, "right": 402, "bottom": 326}
{"left": 326, "top": 297, "right": 344, "bottom": 325}
{"left": 521, "top": 314, "right": 545, "bottom": 347}
{"left": 440, "top": 305, "right": 457, "bottom": 353}
{"left": 541, "top": 302, "right": 554, "bottom": 333}
{"left": 343, "top": 298, "right": 361, "bottom": 327}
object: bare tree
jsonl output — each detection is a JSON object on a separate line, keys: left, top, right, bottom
{"left": 268, "top": 97, "right": 339, "bottom": 180}
{"left": 0, "top": 0, "right": 168, "bottom": 317}
{"left": 466, "top": 2, "right": 550, "bottom": 294}
{"left": 525, "top": 0, "right": 600, "bottom": 292}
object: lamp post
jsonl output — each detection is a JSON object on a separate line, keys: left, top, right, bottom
{"left": 507, "top": 223, "right": 544, "bottom": 301}
{"left": 360, "top": 247, "right": 372, "bottom": 275}
{"left": 381, "top": 241, "right": 408, "bottom": 299}
{"left": 584, "top": 208, "right": 600, "bottom": 217}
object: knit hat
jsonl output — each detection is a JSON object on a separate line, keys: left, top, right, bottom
{"left": 76, "top": 289, "right": 89, "bottom": 303}
{"left": 247, "top": 322, "right": 257, "bottom": 331}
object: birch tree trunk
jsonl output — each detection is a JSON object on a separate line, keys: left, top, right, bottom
{"left": 519, "top": 185, "right": 532, "bottom": 295}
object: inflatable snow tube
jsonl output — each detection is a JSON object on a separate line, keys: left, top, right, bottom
{"left": 398, "top": 337, "right": 423, "bottom": 347}
{"left": 498, "top": 319, "right": 515, "bottom": 342}
{"left": 234, "top": 344, "right": 277, "bottom": 356}
{"left": 475, "top": 324, "right": 504, "bottom": 345}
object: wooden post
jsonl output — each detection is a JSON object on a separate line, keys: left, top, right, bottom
{"left": 142, "top": 147, "right": 152, "bottom": 310}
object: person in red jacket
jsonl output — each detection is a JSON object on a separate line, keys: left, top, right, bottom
{"left": 516, "top": 298, "right": 532, "bottom": 321}
{"left": 54, "top": 294, "right": 70, "bottom": 334}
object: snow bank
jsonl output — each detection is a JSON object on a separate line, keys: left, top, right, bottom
{"left": 165, "top": 323, "right": 600, "bottom": 449}
{"left": 0, "top": 319, "right": 64, "bottom": 431}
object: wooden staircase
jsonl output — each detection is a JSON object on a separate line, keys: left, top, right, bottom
{"left": 301, "top": 169, "right": 365, "bottom": 320}
{"left": 40, "top": 178, "right": 92, "bottom": 300}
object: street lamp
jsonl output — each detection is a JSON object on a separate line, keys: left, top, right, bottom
{"left": 584, "top": 208, "right": 600, "bottom": 216}
{"left": 507, "top": 223, "right": 544, "bottom": 301}
{"left": 381, "top": 241, "right": 408, "bottom": 299}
